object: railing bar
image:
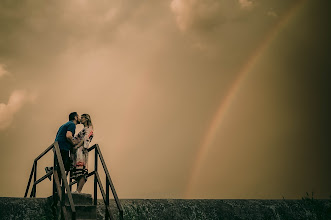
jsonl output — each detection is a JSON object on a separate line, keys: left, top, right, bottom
{"left": 53, "top": 142, "right": 76, "bottom": 215}
{"left": 96, "top": 144, "right": 123, "bottom": 212}
{"left": 61, "top": 182, "right": 65, "bottom": 219}
{"left": 29, "top": 187, "right": 34, "bottom": 198}
{"left": 54, "top": 169, "right": 67, "bottom": 220}
{"left": 106, "top": 179, "right": 109, "bottom": 203}
{"left": 54, "top": 171, "right": 69, "bottom": 220}
{"left": 95, "top": 171, "right": 115, "bottom": 220}
{"left": 94, "top": 149, "right": 98, "bottom": 206}
{"left": 32, "top": 161, "right": 37, "bottom": 197}
{"left": 61, "top": 206, "right": 69, "bottom": 220}
{"left": 53, "top": 170, "right": 63, "bottom": 201}
{"left": 24, "top": 163, "right": 35, "bottom": 198}
{"left": 69, "top": 170, "right": 72, "bottom": 192}
{"left": 69, "top": 171, "right": 95, "bottom": 186}
{"left": 106, "top": 177, "right": 110, "bottom": 220}
{"left": 35, "top": 143, "right": 54, "bottom": 162}
{"left": 87, "top": 144, "right": 96, "bottom": 152}
{"left": 32, "top": 170, "right": 53, "bottom": 186}
{"left": 54, "top": 169, "right": 70, "bottom": 220}
{"left": 53, "top": 147, "right": 57, "bottom": 215}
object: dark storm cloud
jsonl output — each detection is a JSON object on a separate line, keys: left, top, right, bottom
{"left": 0, "top": 0, "right": 160, "bottom": 64}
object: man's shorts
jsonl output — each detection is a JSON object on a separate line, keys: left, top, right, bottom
{"left": 60, "top": 149, "right": 71, "bottom": 171}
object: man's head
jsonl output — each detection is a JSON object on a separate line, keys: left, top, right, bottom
{"left": 69, "top": 112, "right": 80, "bottom": 124}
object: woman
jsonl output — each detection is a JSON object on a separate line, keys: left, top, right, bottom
{"left": 71, "top": 113, "right": 94, "bottom": 193}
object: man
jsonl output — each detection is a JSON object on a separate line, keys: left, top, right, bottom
{"left": 55, "top": 112, "right": 80, "bottom": 171}
{"left": 45, "top": 112, "right": 80, "bottom": 180}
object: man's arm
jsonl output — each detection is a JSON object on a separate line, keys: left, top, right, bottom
{"left": 66, "top": 131, "right": 76, "bottom": 146}
{"left": 74, "top": 139, "right": 84, "bottom": 150}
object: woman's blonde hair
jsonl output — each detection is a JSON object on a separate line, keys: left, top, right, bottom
{"left": 82, "top": 113, "right": 93, "bottom": 128}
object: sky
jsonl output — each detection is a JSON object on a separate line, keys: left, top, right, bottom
{"left": 0, "top": 0, "right": 330, "bottom": 199}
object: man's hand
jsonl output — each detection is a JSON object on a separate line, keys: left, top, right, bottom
{"left": 76, "top": 139, "right": 84, "bottom": 148}
{"left": 66, "top": 131, "right": 75, "bottom": 146}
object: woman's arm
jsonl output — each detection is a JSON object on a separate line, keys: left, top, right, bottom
{"left": 83, "top": 128, "right": 94, "bottom": 149}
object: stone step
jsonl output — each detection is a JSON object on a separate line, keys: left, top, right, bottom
{"left": 61, "top": 205, "right": 97, "bottom": 220}
{"left": 48, "top": 193, "right": 93, "bottom": 206}
{"left": 49, "top": 193, "right": 96, "bottom": 219}
{"left": 64, "top": 193, "right": 93, "bottom": 206}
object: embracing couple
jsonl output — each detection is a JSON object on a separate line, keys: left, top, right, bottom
{"left": 47, "top": 112, "right": 94, "bottom": 194}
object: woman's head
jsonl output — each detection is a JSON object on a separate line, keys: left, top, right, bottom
{"left": 81, "top": 113, "right": 93, "bottom": 128}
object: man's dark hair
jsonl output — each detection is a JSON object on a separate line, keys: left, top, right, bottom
{"left": 69, "top": 112, "right": 78, "bottom": 121}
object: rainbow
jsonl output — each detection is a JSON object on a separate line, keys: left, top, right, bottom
{"left": 185, "top": 0, "right": 308, "bottom": 198}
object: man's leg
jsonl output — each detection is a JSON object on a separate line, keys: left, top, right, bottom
{"left": 59, "top": 150, "right": 70, "bottom": 186}
{"left": 77, "top": 177, "right": 86, "bottom": 193}
{"left": 45, "top": 167, "right": 53, "bottom": 181}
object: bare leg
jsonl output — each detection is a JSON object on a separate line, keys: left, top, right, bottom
{"left": 77, "top": 177, "right": 86, "bottom": 193}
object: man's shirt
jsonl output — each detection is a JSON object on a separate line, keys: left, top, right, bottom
{"left": 55, "top": 121, "right": 76, "bottom": 151}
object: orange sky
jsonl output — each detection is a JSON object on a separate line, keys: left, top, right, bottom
{"left": 0, "top": 0, "right": 330, "bottom": 199}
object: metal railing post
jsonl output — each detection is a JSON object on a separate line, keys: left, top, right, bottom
{"left": 69, "top": 170, "right": 72, "bottom": 192}
{"left": 24, "top": 163, "right": 35, "bottom": 198}
{"left": 32, "top": 161, "right": 37, "bottom": 197}
{"left": 95, "top": 172, "right": 115, "bottom": 220}
{"left": 53, "top": 148, "right": 58, "bottom": 218}
{"left": 94, "top": 148, "right": 98, "bottom": 206}
{"left": 53, "top": 148, "right": 56, "bottom": 198}
{"left": 54, "top": 142, "right": 76, "bottom": 220}
{"left": 95, "top": 144, "right": 123, "bottom": 216}
{"left": 106, "top": 178, "right": 110, "bottom": 220}
{"left": 61, "top": 183, "right": 65, "bottom": 220}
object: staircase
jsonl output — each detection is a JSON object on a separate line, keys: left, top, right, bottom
{"left": 52, "top": 193, "right": 97, "bottom": 220}
{"left": 25, "top": 142, "right": 123, "bottom": 220}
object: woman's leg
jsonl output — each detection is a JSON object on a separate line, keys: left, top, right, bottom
{"left": 77, "top": 176, "right": 86, "bottom": 193}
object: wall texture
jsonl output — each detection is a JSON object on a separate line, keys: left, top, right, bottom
{"left": 0, "top": 197, "right": 330, "bottom": 220}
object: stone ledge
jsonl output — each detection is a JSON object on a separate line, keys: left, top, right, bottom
{"left": 99, "top": 199, "right": 331, "bottom": 220}
{"left": 1, "top": 197, "right": 330, "bottom": 220}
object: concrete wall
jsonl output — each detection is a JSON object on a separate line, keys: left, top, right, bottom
{"left": 1, "top": 197, "right": 331, "bottom": 220}
{"left": 0, "top": 197, "right": 53, "bottom": 220}
{"left": 101, "top": 199, "right": 331, "bottom": 220}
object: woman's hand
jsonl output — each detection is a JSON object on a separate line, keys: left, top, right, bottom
{"left": 75, "top": 139, "right": 84, "bottom": 149}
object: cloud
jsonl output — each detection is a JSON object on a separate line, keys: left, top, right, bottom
{"left": 170, "top": 0, "right": 224, "bottom": 32}
{"left": 0, "top": 63, "right": 9, "bottom": 78}
{"left": 169, "top": 0, "right": 266, "bottom": 55}
{"left": 0, "top": 0, "right": 146, "bottom": 61}
{"left": 170, "top": 0, "right": 259, "bottom": 35}
{"left": 238, "top": 0, "right": 253, "bottom": 9}
{"left": 267, "top": 10, "right": 278, "bottom": 18}
{"left": 0, "top": 90, "right": 37, "bottom": 130}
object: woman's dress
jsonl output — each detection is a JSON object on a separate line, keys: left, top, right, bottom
{"left": 71, "top": 126, "right": 94, "bottom": 181}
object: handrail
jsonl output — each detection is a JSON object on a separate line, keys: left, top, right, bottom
{"left": 96, "top": 144, "right": 123, "bottom": 217}
{"left": 25, "top": 142, "right": 123, "bottom": 220}
{"left": 24, "top": 142, "right": 76, "bottom": 220}
{"left": 87, "top": 144, "right": 124, "bottom": 220}
{"left": 69, "top": 171, "right": 95, "bottom": 186}
{"left": 95, "top": 171, "right": 115, "bottom": 219}
{"left": 53, "top": 142, "right": 76, "bottom": 220}
{"left": 35, "top": 143, "right": 54, "bottom": 162}
{"left": 32, "top": 169, "right": 53, "bottom": 187}
{"left": 53, "top": 169, "right": 69, "bottom": 219}
{"left": 24, "top": 163, "right": 35, "bottom": 198}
